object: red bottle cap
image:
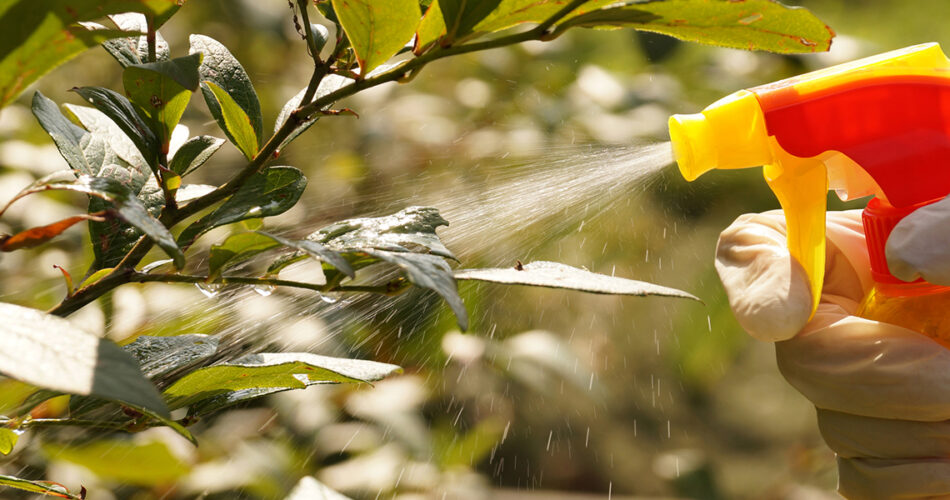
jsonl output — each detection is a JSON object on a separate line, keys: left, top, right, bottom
{"left": 863, "top": 197, "right": 936, "bottom": 284}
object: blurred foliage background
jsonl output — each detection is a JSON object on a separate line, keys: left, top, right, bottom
{"left": 2, "top": 1, "right": 949, "bottom": 498}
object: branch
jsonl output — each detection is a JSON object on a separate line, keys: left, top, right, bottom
{"left": 131, "top": 272, "right": 398, "bottom": 295}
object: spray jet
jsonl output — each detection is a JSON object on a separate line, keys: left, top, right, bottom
{"left": 669, "top": 42, "right": 950, "bottom": 338}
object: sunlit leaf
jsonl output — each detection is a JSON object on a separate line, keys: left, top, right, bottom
{"left": 190, "top": 34, "right": 264, "bottom": 147}
{"left": 415, "top": 1, "right": 445, "bottom": 53}
{"left": 259, "top": 232, "right": 355, "bottom": 279}
{"left": 71, "top": 86, "right": 161, "bottom": 169}
{"left": 177, "top": 166, "right": 306, "bottom": 247}
{"left": 0, "top": 474, "right": 78, "bottom": 499}
{"left": 0, "top": 428, "right": 17, "bottom": 455}
{"left": 368, "top": 249, "right": 468, "bottom": 330}
{"left": 0, "top": 0, "right": 183, "bottom": 109}
{"left": 163, "top": 352, "right": 402, "bottom": 411}
{"left": 31, "top": 91, "right": 94, "bottom": 175}
{"left": 309, "top": 206, "right": 455, "bottom": 259}
{"left": 202, "top": 81, "right": 259, "bottom": 160}
{"left": 122, "top": 54, "right": 202, "bottom": 149}
{"left": 123, "top": 334, "right": 219, "bottom": 379}
{"left": 78, "top": 267, "right": 114, "bottom": 289}
{"left": 553, "top": 0, "right": 834, "bottom": 53}
{"left": 274, "top": 74, "right": 351, "bottom": 150}
{"left": 0, "top": 302, "right": 169, "bottom": 419}
{"left": 472, "top": 0, "right": 617, "bottom": 34}
{"left": 169, "top": 135, "right": 225, "bottom": 175}
{"left": 0, "top": 214, "right": 103, "bottom": 251}
{"left": 454, "top": 261, "right": 699, "bottom": 299}
{"left": 101, "top": 12, "right": 171, "bottom": 67}
{"left": 439, "top": 0, "right": 502, "bottom": 44}
{"left": 44, "top": 440, "right": 189, "bottom": 486}
{"left": 207, "top": 232, "right": 281, "bottom": 278}
{"left": 330, "top": 0, "right": 421, "bottom": 74}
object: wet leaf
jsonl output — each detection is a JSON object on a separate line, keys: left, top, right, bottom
{"left": 0, "top": 302, "right": 170, "bottom": 419}
{"left": 203, "top": 81, "right": 259, "bottom": 160}
{"left": 190, "top": 34, "right": 264, "bottom": 147}
{"left": 177, "top": 166, "right": 306, "bottom": 247}
{"left": 0, "top": 214, "right": 103, "bottom": 252}
{"left": 122, "top": 53, "right": 202, "bottom": 148}
{"left": 31, "top": 91, "right": 94, "bottom": 175}
{"left": 169, "top": 135, "right": 225, "bottom": 175}
{"left": 71, "top": 86, "right": 161, "bottom": 169}
{"left": 330, "top": 0, "right": 421, "bottom": 74}
{"left": 274, "top": 74, "right": 351, "bottom": 150}
{"left": 175, "top": 183, "right": 216, "bottom": 203}
{"left": 454, "top": 261, "right": 700, "bottom": 299}
{"left": 207, "top": 232, "right": 281, "bottom": 278}
{"left": 286, "top": 476, "right": 353, "bottom": 500}
{"left": 0, "top": 474, "right": 78, "bottom": 498}
{"left": 0, "top": 0, "right": 182, "bottom": 109}
{"left": 101, "top": 13, "right": 171, "bottom": 67}
{"left": 123, "top": 334, "right": 219, "bottom": 380}
{"left": 7, "top": 176, "right": 183, "bottom": 268}
{"left": 259, "top": 232, "right": 355, "bottom": 279}
{"left": 0, "top": 428, "right": 17, "bottom": 455}
{"left": 553, "top": 0, "right": 834, "bottom": 53}
{"left": 310, "top": 206, "right": 455, "bottom": 259}
{"left": 44, "top": 440, "right": 189, "bottom": 486}
{"left": 163, "top": 352, "right": 402, "bottom": 411}
{"left": 369, "top": 249, "right": 468, "bottom": 330}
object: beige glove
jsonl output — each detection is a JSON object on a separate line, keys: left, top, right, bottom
{"left": 716, "top": 210, "right": 950, "bottom": 499}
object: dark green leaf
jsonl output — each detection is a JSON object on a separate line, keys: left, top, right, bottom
{"left": 368, "top": 249, "right": 468, "bottom": 330}
{"left": 0, "top": 429, "right": 17, "bottom": 455}
{"left": 123, "top": 334, "right": 219, "bottom": 380}
{"left": 330, "top": 0, "right": 421, "bottom": 74}
{"left": 0, "top": 474, "right": 78, "bottom": 498}
{"left": 123, "top": 53, "right": 202, "bottom": 148}
{"left": 163, "top": 352, "right": 402, "bottom": 411}
{"left": 471, "top": 0, "right": 615, "bottom": 33}
{"left": 439, "top": 0, "right": 502, "bottom": 44}
{"left": 274, "top": 74, "right": 352, "bottom": 150}
{"left": 0, "top": 0, "right": 182, "bottom": 109}
{"left": 101, "top": 12, "right": 171, "bottom": 67}
{"left": 259, "top": 231, "right": 355, "bottom": 279}
{"left": 169, "top": 135, "right": 225, "bottom": 175}
{"left": 71, "top": 86, "right": 161, "bottom": 168}
{"left": 454, "top": 260, "right": 700, "bottom": 299}
{"left": 553, "top": 0, "right": 834, "bottom": 53}
{"left": 201, "top": 81, "right": 259, "bottom": 159}
{"left": 43, "top": 440, "right": 189, "bottom": 486}
{"left": 310, "top": 206, "right": 455, "bottom": 259}
{"left": 208, "top": 232, "right": 281, "bottom": 278}
{"left": 177, "top": 166, "right": 307, "bottom": 247}
{"left": 31, "top": 91, "right": 94, "bottom": 175}
{"left": 0, "top": 302, "right": 170, "bottom": 419}
{"left": 190, "top": 34, "right": 264, "bottom": 145}
{"left": 10, "top": 176, "right": 183, "bottom": 268}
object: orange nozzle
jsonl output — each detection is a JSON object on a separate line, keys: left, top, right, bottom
{"left": 669, "top": 42, "right": 950, "bottom": 318}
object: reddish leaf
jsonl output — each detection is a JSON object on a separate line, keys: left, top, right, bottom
{"left": 1, "top": 214, "right": 106, "bottom": 252}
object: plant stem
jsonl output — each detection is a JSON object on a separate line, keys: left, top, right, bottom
{"left": 131, "top": 272, "right": 395, "bottom": 294}
{"left": 2, "top": 417, "right": 131, "bottom": 431}
{"left": 146, "top": 16, "right": 157, "bottom": 63}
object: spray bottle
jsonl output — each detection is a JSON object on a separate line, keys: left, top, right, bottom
{"left": 668, "top": 42, "right": 950, "bottom": 343}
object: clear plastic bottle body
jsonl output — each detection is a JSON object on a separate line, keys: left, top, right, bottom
{"left": 857, "top": 281, "right": 950, "bottom": 343}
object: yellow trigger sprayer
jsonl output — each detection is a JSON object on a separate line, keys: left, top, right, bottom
{"left": 669, "top": 42, "right": 950, "bottom": 342}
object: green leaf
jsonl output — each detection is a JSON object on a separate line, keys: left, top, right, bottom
{"left": 439, "top": 0, "right": 502, "bottom": 44}
{"left": 123, "top": 53, "right": 202, "bottom": 149}
{"left": 202, "top": 81, "right": 259, "bottom": 160}
{"left": 163, "top": 352, "right": 402, "bottom": 410}
{"left": 101, "top": 12, "right": 171, "bottom": 67}
{"left": 553, "top": 0, "right": 834, "bottom": 53}
{"left": 78, "top": 267, "right": 114, "bottom": 289}
{"left": 31, "top": 91, "right": 94, "bottom": 175}
{"left": 368, "top": 249, "right": 468, "bottom": 330}
{"left": 9, "top": 176, "right": 183, "bottom": 268}
{"left": 310, "top": 206, "right": 455, "bottom": 259}
{"left": 415, "top": 1, "right": 445, "bottom": 53}
{"left": 0, "top": 0, "right": 183, "bottom": 109}
{"left": 169, "top": 135, "right": 226, "bottom": 175}
{"left": 454, "top": 260, "right": 700, "bottom": 299}
{"left": 44, "top": 440, "right": 189, "bottom": 486}
{"left": 259, "top": 232, "right": 355, "bottom": 279}
{"left": 0, "top": 302, "right": 170, "bottom": 419}
{"left": 472, "top": 0, "right": 617, "bottom": 34}
{"left": 71, "top": 86, "right": 161, "bottom": 168}
{"left": 208, "top": 232, "right": 281, "bottom": 278}
{"left": 0, "top": 474, "right": 79, "bottom": 499}
{"left": 274, "top": 74, "right": 352, "bottom": 150}
{"left": 330, "top": 0, "right": 421, "bottom": 74}
{"left": 177, "top": 166, "right": 307, "bottom": 247}
{"left": 190, "top": 34, "right": 264, "bottom": 145}
{"left": 0, "top": 428, "right": 17, "bottom": 455}
{"left": 123, "top": 334, "right": 220, "bottom": 380}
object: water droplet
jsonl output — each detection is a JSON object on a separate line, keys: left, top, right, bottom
{"left": 253, "top": 284, "right": 276, "bottom": 296}
{"left": 195, "top": 282, "right": 223, "bottom": 298}
{"left": 318, "top": 292, "right": 341, "bottom": 304}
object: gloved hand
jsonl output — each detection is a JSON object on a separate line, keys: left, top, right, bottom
{"left": 716, "top": 209, "right": 950, "bottom": 499}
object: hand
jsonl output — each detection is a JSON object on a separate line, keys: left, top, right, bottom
{"left": 716, "top": 210, "right": 950, "bottom": 499}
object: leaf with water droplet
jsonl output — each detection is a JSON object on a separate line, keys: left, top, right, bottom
{"left": 308, "top": 206, "right": 455, "bottom": 260}
{"left": 123, "top": 334, "right": 219, "bottom": 380}
{"left": 0, "top": 428, "right": 17, "bottom": 455}
{"left": 207, "top": 232, "right": 281, "bottom": 279}
{"left": 163, "top": 352, "right": 402, "bottom": 413}
{"left": 0, "top": 473, "right": 80, "bottom": 498}
{"left": 454, "top": 261, "right": 699, "bottom": 300}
